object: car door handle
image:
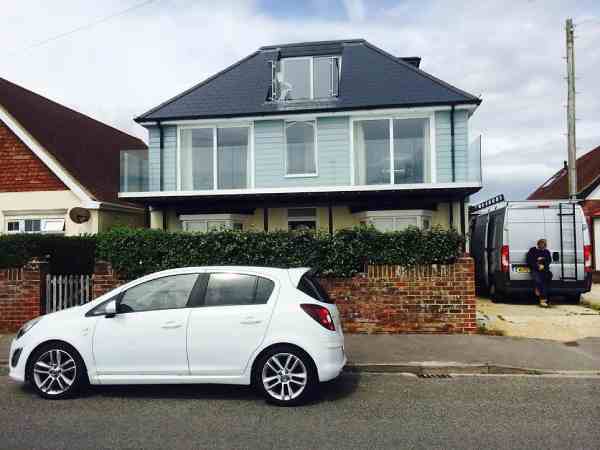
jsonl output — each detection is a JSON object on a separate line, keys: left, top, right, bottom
{"left": 161, "top": 321, "right": 182, "bottom": 329}
{"left": 240, "top": 318, "right": 262, "bottom": 325}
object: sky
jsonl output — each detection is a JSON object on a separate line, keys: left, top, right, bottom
{"left": 3, "top": 0, "right": 600, "bottom": 202}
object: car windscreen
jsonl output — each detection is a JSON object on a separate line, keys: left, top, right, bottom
{"left": 297, "top": 273, "right": 333, "bottom": 304}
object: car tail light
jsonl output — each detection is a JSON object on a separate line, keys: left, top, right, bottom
{"left": 501, "top": 245, "right": 510, "bottom": 272}
{"left": 300, "top": 304, "right": 335, "bottom": 331}
{"left": 584, "top": 245, "right": 592, "bottom": 272}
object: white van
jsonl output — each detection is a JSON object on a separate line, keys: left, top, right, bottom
{"left": 470, "top": 198, "right": 592, "bottom": 302}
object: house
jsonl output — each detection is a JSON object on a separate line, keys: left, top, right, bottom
{"left": 122, "top": 39, "right": 483, "bottom": 234}
{"left": 528, "top": 145, "right": 600, "bottom": 271}
{"left": 0, "top": 77, "right": 147, "bottom": 235}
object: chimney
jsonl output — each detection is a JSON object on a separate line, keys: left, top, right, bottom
{"left": 400, "top": 56, "right": 421, "bottom": 68}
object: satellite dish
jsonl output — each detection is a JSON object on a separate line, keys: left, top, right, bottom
{"left": 69, "top": 207, "right": 91, "bottom": 224}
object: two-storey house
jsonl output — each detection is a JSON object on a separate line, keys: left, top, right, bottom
{"left": 121, "top": 39, "right": 482, "bottom": 234}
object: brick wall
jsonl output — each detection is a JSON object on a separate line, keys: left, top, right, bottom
{"left": 320, "top": 257, "right": 477, "bottom": 334}
{"left": 92, "top": 261, "right": 126, "bottom": 299}
{"left": 0, "top": 120, "right": 66, "bottom": 192}
{"left": 0, "top": 259, "right": 46, "bottom": 333}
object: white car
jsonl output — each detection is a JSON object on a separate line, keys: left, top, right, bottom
{"left": 9, "top": 266, "right": 346, "bottom": 406}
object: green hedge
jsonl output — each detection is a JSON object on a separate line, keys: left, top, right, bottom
{"left": 95, "top": 226, "right": 464, "bottom": 279}
{"left": 0, "top": 234, "right": 96, "bottom": 274}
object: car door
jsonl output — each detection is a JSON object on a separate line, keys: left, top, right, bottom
{"left": 93, "top": 273, "right": 200, "bottom": 377}
{"left": 187, "top": 271, "right": 277, "bottom": 376}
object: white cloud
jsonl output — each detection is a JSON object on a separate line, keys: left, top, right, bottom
{"left": 2, "top": 0, "right": 600, "bottom": 202}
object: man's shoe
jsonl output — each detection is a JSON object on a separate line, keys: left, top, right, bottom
{"left": 540, "top": 298, "right": 549, "bottom": 308}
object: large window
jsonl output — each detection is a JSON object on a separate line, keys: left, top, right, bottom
{"left": 118, "top": 274, "right": 198, "bottom": 313}
{"left": 203, "top": 273, "right": 275, "bottom": 306}
{"left": 286, "top": 121, "right": 316, "bottom": 176}
{"left": 355, "top": 210, "right": 432, "bottom": 232}
{"left": 287, "top": 207, "right": 317, "bottom": 231}
{"left": 278, "top": 56, "right": 341, "bottom": 101}
{"left": 180, "top": 214, "right": 247, "bottom": 232}
{"left": 5, "top": 218, "right": 65, "bottom": 234}
{"left": 180, "top": 126, "right": 249, "bottom": 190}
{"left": 354, "top": 118, "right": 430, "bottom": 185}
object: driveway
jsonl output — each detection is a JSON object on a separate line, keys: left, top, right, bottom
{"left": 477, "top": 295, "right": 600, "bottom": 341}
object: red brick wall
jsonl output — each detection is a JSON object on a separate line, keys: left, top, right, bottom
{"left": 0, "top": 260, "right": 46, "bottom": 333}
{"left": 92, "top": 261, "right": 126, "bottom": 299}
{"left": 0, "top": 120, "right": 66, "bottom": 192}
{"left": 320, "top": 257, "right": 477, "bottom": 334}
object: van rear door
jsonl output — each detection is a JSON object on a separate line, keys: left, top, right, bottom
{"left": 505, "top": 206, "right": 545, "bottom": 282}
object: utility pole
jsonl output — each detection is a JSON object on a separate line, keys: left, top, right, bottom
{"left": 566, "top": 18, "right": 577, "bottom": 201}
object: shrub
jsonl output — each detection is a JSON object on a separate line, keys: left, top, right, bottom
{"left": 0, "top": 234, "right": 96, "bottom": 274}
{"left": 95, "top": 225, "right": 464, "bottom": 280}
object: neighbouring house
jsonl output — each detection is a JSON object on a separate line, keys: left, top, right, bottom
{"left": 0, "top": 77, "right": 147, "bottom": 235}
{"left": 123, "top": 39, "right": 483, "bottom": 234}
{"left": 528, "top": 145, "right": 600, "bottom": 272}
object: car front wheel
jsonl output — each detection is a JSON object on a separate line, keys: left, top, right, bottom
{"left": 254, "top": 346, "right": 318, "bottom": 406}
{"left": 27, "top": 342, "right": 87, "bottom": 399}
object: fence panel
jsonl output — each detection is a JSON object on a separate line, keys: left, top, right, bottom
{"left": 45, "top": 274, "right": 93, "bottom": 313}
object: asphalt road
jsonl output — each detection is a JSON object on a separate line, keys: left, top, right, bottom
{"left": 1, "top": 374, "right": 599, "bottom": 450}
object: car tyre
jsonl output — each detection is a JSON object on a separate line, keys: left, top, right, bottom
{"left": 253, "top": 345, "right": 318, "bottom": 407}
{"left": 27, "top": 342, "right": 88, "bottom": 400}
{"left": 566, "top": 293, "right": 581, "bottom": 304}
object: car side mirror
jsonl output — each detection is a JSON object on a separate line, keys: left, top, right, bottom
{"left": 552, "top": 252, "right": 560, "bottom": 263}
{"left": 104, "top": 299, "right": 117, "bottom": 318}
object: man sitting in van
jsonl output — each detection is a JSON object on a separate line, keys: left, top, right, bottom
{"left": 526, "top": 239, "right": 552, "bottom": 307}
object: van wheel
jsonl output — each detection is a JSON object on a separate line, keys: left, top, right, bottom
{"left": 566, "top": 293, "right": 581, "bottom": 304}
{"left": 489, "top": 283, "right": 503, "bottom": 303}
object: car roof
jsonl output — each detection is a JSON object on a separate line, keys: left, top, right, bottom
{"left": 143, "top": 266, "right": 311, "bottom": 280}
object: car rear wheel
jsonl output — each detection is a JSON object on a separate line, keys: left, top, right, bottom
{"left": 254, "top": 346, "right": 317, "bottom": 406}
{"left": 27, "top": 342, "right": 87, "bottom": 399}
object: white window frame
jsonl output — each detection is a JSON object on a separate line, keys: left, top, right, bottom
{"left": 280, "top": 56, "right": 342, "bottom": 101}
{"left": 177, "top": 123, "right": 254, "bottom": 191}
{"left": 179, "top": 213, "right": 249, "bottom": 232}
{"left": 354, "top": 209, "right": 433, "bottom": 231}
{"left": 284, "top": 120, "right": 319, "bottom": 178}
{"left": 349, "top": 112, "right": 436, "bottom": 186}
{"left": 286, "top": 207, "right": 319, "bottom": 230}
{"left": 4, "top": 217, "right": 65, "bottom": 234}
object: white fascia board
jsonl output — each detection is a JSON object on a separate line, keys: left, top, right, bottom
{"left": 119, "top": 182, "right": 482, "bottom": 199}
{"left": 137, "top": 105, "right": 478, "bottom": 127}
{"left": 0, "top": 104, "right": 95, "bottom": 205}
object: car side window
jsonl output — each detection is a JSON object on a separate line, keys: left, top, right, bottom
{"left": 203, "top": 273, "right": 275, "bottom": 306}
{"left": 118, "top": 274, "right": 198, "bottom": 313}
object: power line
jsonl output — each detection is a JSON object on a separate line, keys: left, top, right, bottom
{"left": 6, "top": 0, "right": 160, "bottom": 55}
{"left": 575, "top": 17, "right": 600, "bottom": 26}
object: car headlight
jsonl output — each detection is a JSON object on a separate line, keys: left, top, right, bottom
{"left": 16, "top": 317, "right": 43, "bottom": 340}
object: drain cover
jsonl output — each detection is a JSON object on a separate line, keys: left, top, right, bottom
{"left": 419, "top": 373, "right": 452, "bottom": 379}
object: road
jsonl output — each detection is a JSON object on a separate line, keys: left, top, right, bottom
{"left": 1, "top": 373, "right": 599, "bottom": 449}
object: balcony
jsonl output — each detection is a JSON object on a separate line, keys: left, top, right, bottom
{"left": 120, "top": 149, "right": 148, "bottom": 193}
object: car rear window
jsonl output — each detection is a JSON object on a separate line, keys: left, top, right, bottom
{"left": 297, "top": 273, "right": 333, "bottom": 304}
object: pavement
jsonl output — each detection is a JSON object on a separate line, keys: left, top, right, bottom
{"left": 582, "top": 283, "right": 600, "bottom": 309}
{"left": 1, "top": 373, "right": 599, "bottom": 449}
{"left": 3, "top": 331, "right": 600, "bottom": 376}
{"left": 477, "top": 296, "right": 600, "bottom": 341}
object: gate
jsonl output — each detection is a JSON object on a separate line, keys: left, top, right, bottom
{"left": 44, "top": 274, "right": 93, "bottom": 313}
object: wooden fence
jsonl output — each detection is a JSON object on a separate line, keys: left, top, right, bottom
{"left": 45, "top": 274, "right": 93, "bottom": 313}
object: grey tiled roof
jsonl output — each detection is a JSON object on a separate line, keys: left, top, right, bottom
{"left": 136, "top": 39, "right": 480, "bottom": 123}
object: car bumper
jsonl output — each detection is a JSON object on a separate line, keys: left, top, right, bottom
{"left": 8, "top": 338, "right": 27, "bottom": 383}
{"left": 314, "top": 341, "right": 347, "bottom": 382}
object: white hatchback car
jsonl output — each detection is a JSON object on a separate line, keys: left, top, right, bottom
{"left": 9, "top": 266, "right": 346, "bottom": 406}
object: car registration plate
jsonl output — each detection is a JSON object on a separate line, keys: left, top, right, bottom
{"left": 514, "top": 266, "right": 530, "bottom": 273}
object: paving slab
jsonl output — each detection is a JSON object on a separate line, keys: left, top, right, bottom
{"left": 344, "top": 334, "right": 600, "bottom": 372}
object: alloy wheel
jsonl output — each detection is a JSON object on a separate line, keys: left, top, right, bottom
{"left": 261, "top": 353, "right": 308, "bottom": 402}
{"left": 33, "top": 349, "right": 77, "bottom": 396}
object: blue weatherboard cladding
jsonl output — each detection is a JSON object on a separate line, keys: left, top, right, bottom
{"left": 136, "top": 40, "right": 480, "bottom": 122}
{"left": 435, "top": 110, "right": 468, "bottom": 182}
{"left": 254, "top": 117, "right": 350, "bottom": 188}
{"left": 147, "top": 125, "right": 177, "bottom": 191}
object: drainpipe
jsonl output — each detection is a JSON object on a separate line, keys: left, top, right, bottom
{"left": 450, "top": 105, "right": 456, "bottom": 182}
{"left": 157, "top": 121, "right": 164, "bottom": 191}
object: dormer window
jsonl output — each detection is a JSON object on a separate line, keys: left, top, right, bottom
{"left": 273, "top": 56, "right": 340, "bottom": 101}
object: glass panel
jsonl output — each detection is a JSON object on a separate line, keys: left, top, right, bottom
{"left": 393, "top": 118, "right": 428, "bottom": 184}
{"left": 184, "top": 221, "right": 208, "bottom": 233}
{"left": 314, "top": 57, "right": 332, "bottom": 98}
{"left": 7, "top": 221, "right": 20, "bottom": 232}
{"left": 204, "top": 273, "right": 258, "bottom": 306}
{"left": 286, "top": 122, "right": 316, "bottom": 175}
{"left": 297, "top": 274, "right": 333, "bottom": 303}
{"left": 217, "top": 127, "right": 248, "bottom": 189}
{"left": 468, "top": 135, "right": 482, "bottom": 183}
{"left": 120, "top": 149, "right": 148, "bottom": 192}
{"left": 371, "top": 218, "right": 395, "bottom": 232}
{"left": 288, "top": 208, "right": 317, "bottom": 218}
{"left": 332, "top": 57, "right": 340, "bottom": 96}
{"left": 282, "top": 58, "right": 311, "bottom": 100}
{"left": 395, "top": 217, "right": 418, "bottom": 231}
{"left": 24, "top": 219, "right": 41, "bottom": 232}
{"left": 354, "top": 120, "right": 390, "bottom": 185}
{"left": 255, "top": 277, "right": 275, "bottom": 304}
{"left": 119, "top": 274, "right": 198, "bottom": 313}
{"left": 288, "top": 220, "right": 316, "bottom": 231}
{"left": 180, "top": 128, "right": 213, "bottom": 190}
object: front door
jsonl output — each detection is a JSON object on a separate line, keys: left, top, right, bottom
{"left": 93, "top": 273, "right": 199, "bottom": 376}
{"left": 187, "top": 272, "right": 277, "bottom": 376}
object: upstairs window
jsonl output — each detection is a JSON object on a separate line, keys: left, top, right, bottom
{"left": 276, "top": 56, "right": 341, "bottom": 101}
{"left": 285, "top": 121, "right": 317, "bottom": 176}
